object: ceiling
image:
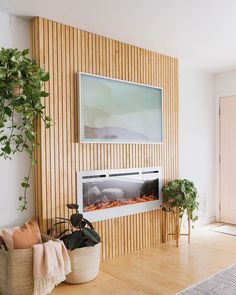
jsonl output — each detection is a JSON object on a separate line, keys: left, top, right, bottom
{"left": 0, "top": 0, "right": 236, "bottom": 74}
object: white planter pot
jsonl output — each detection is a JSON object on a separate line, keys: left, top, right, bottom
{"left": 65, "top": 243, "right": 101, "bottom": 284}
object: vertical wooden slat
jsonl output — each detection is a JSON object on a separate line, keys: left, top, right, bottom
{"left": 39, "top": 18, "right": 47, "bottom": 232}
{"left": 32, "top": 17, "right": 178, "bottom": 261}
{"left": 44, "top": 19, "right": 51, "bottom": 229}
{"left": 48, "top": 20, "right": 55, "bottom": 227}
{"left": 55, "top": 22, "right": 61, "bottom": 221}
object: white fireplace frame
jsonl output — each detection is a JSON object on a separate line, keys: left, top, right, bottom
{"left": 76, "top": 167, "right": 162, "bottom": 222}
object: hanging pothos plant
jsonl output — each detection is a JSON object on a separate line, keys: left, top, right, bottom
{"left": 0, "top": 47, "right": 52, "bottom": 211}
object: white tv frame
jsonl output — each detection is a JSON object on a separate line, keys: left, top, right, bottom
{"left": 79, "top": 72, "right": 164, "bottom": 144}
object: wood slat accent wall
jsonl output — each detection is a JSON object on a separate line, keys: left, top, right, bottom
{"left": 31, "top": 17, "right": 179, "bottom": 260}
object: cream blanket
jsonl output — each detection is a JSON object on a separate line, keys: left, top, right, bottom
{"left": 33, "top": 240, "right": 71, "bottom": 295}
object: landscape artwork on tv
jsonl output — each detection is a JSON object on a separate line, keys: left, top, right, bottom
{"left": 79, "top": 73, "right": 163, "bottom": 143}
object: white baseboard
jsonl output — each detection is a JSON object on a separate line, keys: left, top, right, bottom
{"left": 181, "top": 216, "right": 216, "bottom": 231}
{"left": 195, "top": 216, "right": 216, "bottom": 227}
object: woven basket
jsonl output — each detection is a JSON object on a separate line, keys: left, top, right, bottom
{"left": 65, "top": 243, "right": 101, "bottom": 284}
{"left": 0, "top": 234, "right": 53, "bottom": 295}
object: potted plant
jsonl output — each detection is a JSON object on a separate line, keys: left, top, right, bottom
{"left": 50, "top": 203, "right": 101, "bottom": 284}
{"left": 0, "top": 47, "right": 52, "bottom": 211}
{"left": 161, "top": 179, "right": 199, "bottom": 246}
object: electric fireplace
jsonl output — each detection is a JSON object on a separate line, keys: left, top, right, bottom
{"left": 77, "top": 167, "right": 162, "bottom": 222}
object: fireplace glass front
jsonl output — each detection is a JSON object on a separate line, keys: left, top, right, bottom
{"left": 77, "top": 167, "right": 162, "bottom": 222}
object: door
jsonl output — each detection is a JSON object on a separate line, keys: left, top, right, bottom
{"left": 220, "top": 96, "right": 236, "bottom": 223}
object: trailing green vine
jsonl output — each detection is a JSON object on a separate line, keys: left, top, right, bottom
{"left": 0, "top": 48, "right": 52, "bottom": 211}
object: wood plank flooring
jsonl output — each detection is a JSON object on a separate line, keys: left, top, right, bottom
{"left": 52, "top": 223, "right": 236, "bottom": 295}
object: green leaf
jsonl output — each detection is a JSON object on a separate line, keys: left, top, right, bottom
{"left": 4, "top": 107, "right": 12, "bottom": 116}
{"left": 67, "top": 204, "right": 79, "bottom": 210}
{"left": 57, "top": 229, "right": 70, "bottom": 239}
{"left": 45, "top": 116, "right": 52, "bottom": 121}
{"left": 63, "top": 231, "right": 84, "bottom": 250}
{"left": 83, "top": 218, "right": 94, "bottom": 229}
{"left": 83, "top": 228, "right": 101, "bottom": 244}
{"left": 45, "top": 122, "right": 51, "bottom": 129}
{"left": 10, "top": 55, "right": 17, "bottom": 62}
{"left": 0, "top": 69, "right": 6, "bottom": 79}
{"left": 40, "top": 91, "right": 49, "bottom": 97}
{"left": 21, "top": 182, "right": 30, "bottom": 188}
{"left": 70, "top": 213, "right": 83, "bottom": 228}
{"left": 22, "top": 49, "right": 29, "bottom": 56}
{"left": 1, "top": 144, "right": 11, "bottom": 154}
{"left": 35, "top": 102, "right": 42, "bottom": 110}
{"left": 41, "top": 72, "right": 50, "bottom": 82}
{"left": 0, "top": 135, "right": 7, "bottom": 142}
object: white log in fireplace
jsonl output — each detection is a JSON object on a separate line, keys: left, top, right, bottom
{"left": 77, "top": 167, "right": 162, "bottom": 222}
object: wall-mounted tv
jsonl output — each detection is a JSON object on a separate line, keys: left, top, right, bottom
{"left": 79, "top": 72, "right": 163, "bottom": 144}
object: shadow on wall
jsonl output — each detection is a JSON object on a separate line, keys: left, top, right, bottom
{"left": 0, "top": 11, "right": 31, "bottom": 228}
{"left": 0, "top": 152, "right": 33, "bottom": 228}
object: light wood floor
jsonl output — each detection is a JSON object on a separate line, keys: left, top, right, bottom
{"left": 52, "top": 223, "right": 236, "bottom": 295}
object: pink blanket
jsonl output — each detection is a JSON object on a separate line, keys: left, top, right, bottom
{"left": 33, "top": 240, "right": 71, "bottom": 295}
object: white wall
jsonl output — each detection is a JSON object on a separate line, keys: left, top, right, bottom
{"left": 0, "top": 12, "right": 32, "bottom": 228}
{"left": 179, "top": 65, "right": 216, "bottom": 223}
{"left": 215, "top": 70, "right": 236, "bottom": 97}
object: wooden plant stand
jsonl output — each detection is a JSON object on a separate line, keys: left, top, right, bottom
{"left": 168, "top": 207, "right": 191, "bottom": 247}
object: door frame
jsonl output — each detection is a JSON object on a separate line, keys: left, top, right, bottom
{"left": 216, "top": 96, "right": 221, "bottom": 222}
{"left": 217, "top": 95, "right": 236, "bottom": 222}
